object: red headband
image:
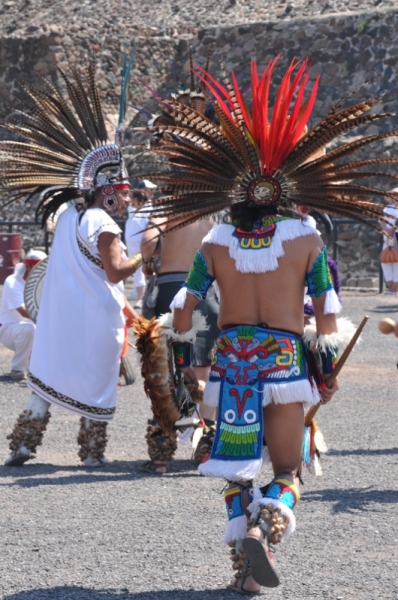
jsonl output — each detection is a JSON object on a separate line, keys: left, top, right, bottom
{"left": 24, "top": 259, "right": 42, "bottom": 266}
{"left": 114, "top": 183, "right": 131, "bottom": 191}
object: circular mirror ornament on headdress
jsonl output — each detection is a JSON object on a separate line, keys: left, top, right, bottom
{"left": 247, "top": 175, "right": 281, "bottom": 206}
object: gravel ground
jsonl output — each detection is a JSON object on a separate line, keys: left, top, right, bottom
{"left": 0, "top": 288, "right": 397, "bottom": 599}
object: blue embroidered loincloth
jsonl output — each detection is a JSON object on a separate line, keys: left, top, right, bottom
{"left": 199, "top": 325, "right": 319, "bottom": 480}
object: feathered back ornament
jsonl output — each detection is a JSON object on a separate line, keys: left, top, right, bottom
{"left": 147, "top": 46, "right": 214, "bottom": 130}
{"left": 138, "top": 55, "right": 398, "bottom": 232}
{"left": 0, "top": 60, "right": 132, "bottom": 224}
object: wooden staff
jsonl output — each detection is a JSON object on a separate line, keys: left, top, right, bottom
{"left": 304, "top": 315, "right": 369, "bottom": 427}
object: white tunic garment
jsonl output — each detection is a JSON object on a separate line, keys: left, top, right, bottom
{"left": 28, "top": 205, "right": 125, "bottom": 422}
{"left": 0, "top": 272, "right": 30, "bottom": 325}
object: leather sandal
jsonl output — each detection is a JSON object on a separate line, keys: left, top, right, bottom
{"left": 243, "top": 537, "right": 279, "bottom": 588}
{"left": 140, "top": 460, "right": 168, "bottom": 474}
{"left": 243, "top": 507, "right": 280, "bottom": 588}
{"left": 227, "top": 571, "right": 261, "bottom": 596}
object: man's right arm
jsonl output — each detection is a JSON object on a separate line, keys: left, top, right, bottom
{"left": 16, "top": 305, "right": 31, "bottom": 320}
{"left": 5, "top": 279, "right": 32, "bottom": 321}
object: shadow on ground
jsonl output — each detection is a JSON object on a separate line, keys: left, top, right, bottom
{"left": 0, "top": 459, "right": 200, "bottom": 488}
{"left": 367, "top": 304, "right": 398, "bottom": 313}
{"left": 4, "top": 587, "right": 241, "bottom": 600}
{"left": 0, "top": 374, "right": 27, "bottom": 383}
{"left": 302, "top": 486, "right": 398, "bottom": 514}
{"left": 328, "top": 447, "right": 398, "bottom": 457}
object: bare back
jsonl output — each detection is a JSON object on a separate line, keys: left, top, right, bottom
{"left": 203, "top": 233, "right": 323, "bottom": 334}
{"left": 159, "top": 218, "right": 215, "bottom": 273}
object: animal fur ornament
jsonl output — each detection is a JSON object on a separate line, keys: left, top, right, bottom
{"left": 77, "top": 418, "right": 108, "bottom": 463}
{"left": 138, "top": 55, "right": 398, "bottom": 232}
{"left": 133, "top": 311, "right": 208, "bottom": 435}
{"left": 7, "top": 410, "right": 51, "bottom": 458}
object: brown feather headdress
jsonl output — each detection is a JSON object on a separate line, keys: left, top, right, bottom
{"left": 0, "top": 60, "right": 132, "bottom": 224}
{"left": 137, "top": 56, "right": 398, "bottom": 231}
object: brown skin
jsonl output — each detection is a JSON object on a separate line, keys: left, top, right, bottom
{"left": 174, "top": 232, "right": 339, "bottom": 593}
{"left": 90, "top": 188, "right": 141, "bottom": 289}
{"left": 141, "top": 217, "right": 215, "bottom": 277}
{"left": 141, "top": 217, "right": 218, "bottom": 472}
{"left": 90, "top": 188, "right": 139, "bottom": 321}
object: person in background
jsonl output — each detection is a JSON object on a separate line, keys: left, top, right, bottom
{"left": 0, "top": 63, "right": 140, "bottom": 468}
{"left": 140, "top": 216, "right": 220, "bottom": 473}
{"left": 124, "top": 186, "right": 154, "bottom": 308}
{"left": 380, "top": 188, "right": 398, "bottom": 295}
{"left": 0, "top": 250, "right": 47, "bottom": 381}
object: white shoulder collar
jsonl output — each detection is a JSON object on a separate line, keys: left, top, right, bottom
{"left": 202, "top": 217, "right": 317, "bottom": 273}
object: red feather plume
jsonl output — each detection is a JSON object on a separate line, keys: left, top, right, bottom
{"left": 194, "top": 56, "right": 320, "bottom": 176}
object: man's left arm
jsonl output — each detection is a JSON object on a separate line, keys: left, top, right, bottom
{"left": 173, "top": 292, "right": 201, "bottom": 390}
{"left": 172, "top": 244, "right": 215, "bottom": 390}
{"left": 312, "top": 299, "right": 339, "bottom": 403}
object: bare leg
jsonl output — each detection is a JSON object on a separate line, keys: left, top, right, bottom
{"left": 193, "top": 365, "right": 210, "bottom": 382}
{"left": 192, "top": 365, "right": 217, "bottom": 465}
{"left": 264, "top": 401, "right": 304, "bottom": 476}
{"left": 243, "top": 402, "right": 304, "bottom": 588}
{"left": 245, "top": 401, "right": 304, "bottom": 543}
{"left": 136, "top": 285, "right": 145, "bottom": 301}
{"left": 194, "top": 365, "right": 216, "bottom": 422}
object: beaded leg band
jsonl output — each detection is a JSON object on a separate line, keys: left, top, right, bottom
{"left": 223, "top": 481, "right": 259, "bottom": 545}
{"left": 227, "top": 539, "right": 250, "bottom": 580}
{"left": 193, "top": 419, "right": 216, "bottom": 465}
{"left": 145, "top": 419, "right": 178, "bottom": 463}
{"left": 6, "top": 409, "right": 51, "bottom": 466}
{"left": 248, "top": 504, "right": 290, "bottom": 545}
{"left": 77, "top": 418, "right": 108, "bottom": 465}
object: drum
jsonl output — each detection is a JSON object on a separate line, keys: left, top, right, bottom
{"left": 23, "top": 257, "right": 48, "bottom": 323}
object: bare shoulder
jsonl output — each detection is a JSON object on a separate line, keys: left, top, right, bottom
{"left": 200, "top": 241, "right": 214, "bottom": 259}
{"left": 285, "top": 232, "right": 323, "bottom": 254}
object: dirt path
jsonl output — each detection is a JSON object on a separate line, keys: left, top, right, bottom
{"left": 0, "top": 290, "right": 397, "bottom": 599}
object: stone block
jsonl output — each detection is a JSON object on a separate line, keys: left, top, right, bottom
{"left": 354, "top": 277, "right": 379, "bottom": 288}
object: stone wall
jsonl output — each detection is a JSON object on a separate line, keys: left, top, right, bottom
{"left": 2, "top": 7, "right": 398, "bottom": 285}
{"left": 176, "top": 8, "right": 398, "bottom": 286}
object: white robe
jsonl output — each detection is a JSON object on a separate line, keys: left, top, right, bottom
{"left": 28, "top": 205, "right": 125, "bottom": 422}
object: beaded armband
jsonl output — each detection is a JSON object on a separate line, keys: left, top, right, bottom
{"left": 303, "top": 317, "right": 357, "bottom": 387}
{"left": 183, "top": 250, "right": 215, "bottom": 301}
{"left": 306, "top": 246, "right": 333, "bottom": 298}
{"left": 318, "top": 346, "right": 338, "bottom": 375}
{"left": 172, "top": 342, "right": 193, "bottom": 369}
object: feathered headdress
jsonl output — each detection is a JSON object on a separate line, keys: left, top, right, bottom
{"left": 137, "top": 55, "right": 398, "bottom": 231}
{"left": 144, "top": 46, "right": 214, "bottom": 130}
{"left": 0, "top": 56, "right": 134, "bottom": 223}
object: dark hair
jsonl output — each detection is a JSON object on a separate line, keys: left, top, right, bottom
{"left": 229, "top": 203, "right": 277, "bottom": 230}
{"left": 84, "top": 189, "right": 97, "bottom": 208}
{"left": 131, "top": 188, "right": 149, "bottom": 205}
{"left": 228, "top": 201, "right": 302, "bottom": 230}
